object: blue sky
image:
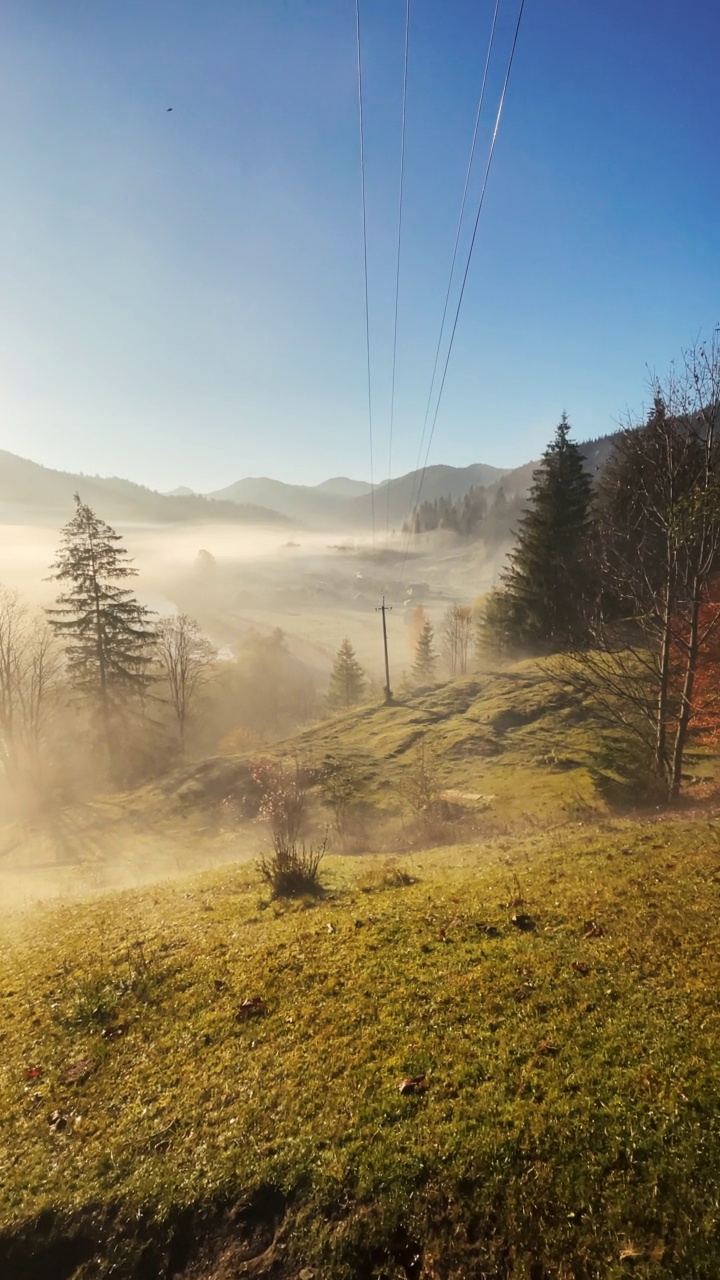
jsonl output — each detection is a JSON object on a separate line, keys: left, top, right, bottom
{"left": 1, "top": 1, "right": 719, "bottom": 492}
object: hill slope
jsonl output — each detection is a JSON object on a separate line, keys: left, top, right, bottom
{"left": 209, "top": 463, "right": 509, "bottom": 529}
{"left": 0, "top": 451, "right": 286, "bottom": 526}
{"left": 2, "top": 814, "right": 720, "bottom": 1277}
{"left": 0, "top": 667, "right": 608, "bottom": 886}
{"left": 4, "top": 662, "right": 714, "bottom": 895}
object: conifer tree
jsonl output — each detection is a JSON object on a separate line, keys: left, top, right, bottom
{"left": 412, "top": 617, "right": 437, "bottom": 682}
{"left": 498, "top": 414, "right": 593, "bottom": 649}
{"left": 328, "top": 638, "right": 366, "bottom": 709}
{"left": 47, "top": 495, "right": 155, "bottom": 756}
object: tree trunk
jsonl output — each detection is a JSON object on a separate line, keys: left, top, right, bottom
{"left": 670, "top": 588, "right": 702, "bottom": 799}
{"left": 653, "top": 580, "right": 674, "bottom": 793}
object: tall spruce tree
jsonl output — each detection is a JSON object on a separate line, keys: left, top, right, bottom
{"left": 412, "top": 618, "right": 437, "bottom": 682}
{"left": 328, "top": 638, "right": 366, "bottom": 709}
{"left": 499, "top": 414, "right": 593, "bottom": 649}
{"left": 47, "top": 495, "right": 155, "bottom": 756}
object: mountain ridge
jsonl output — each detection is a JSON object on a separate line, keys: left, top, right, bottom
{"left": 0, "top": 450, "right": 287, "bottom": 526}
{"left": 0, "top": 433, "right": 620, "bottom": 529}
{"left": 207, "top": 461, "right": 509, "bottom": 528}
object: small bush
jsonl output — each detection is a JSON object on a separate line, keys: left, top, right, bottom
{"left": 250, "top": 756, "right": 308, "bottom": 845}
{"left": 258, "top": 836, "right": 326, "bottom": 898}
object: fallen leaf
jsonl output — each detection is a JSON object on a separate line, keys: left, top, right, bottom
{"left": 572, "top": 960, "right": 591, "bottom": 976}
{"left": 236, "top": 997, "right": 266, "bottom": 1022}
{"left": 65, "top": 1059, "right": 94, "bottom": 1085}
{"left": 24, "top": 1066, "right": 43, "bottom": 1080}
{"left": 399, "top": 1075, "right": 428, "bottom": 1095}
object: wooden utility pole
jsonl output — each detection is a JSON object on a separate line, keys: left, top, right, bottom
{"left": 376, "top": 596, "right": 392, "bottom": 703}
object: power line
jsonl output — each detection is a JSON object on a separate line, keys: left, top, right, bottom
{"left": 407, "top": 0, "right": 501, "bottom": 509}
{"left": 355, "top": 0, "right": 376, "bottom": 559}
{"left": 386, "top": 0, "right": 411, "bottom": 541}
{"left": 397, "top": 0, "right": 527, "bottom": 593}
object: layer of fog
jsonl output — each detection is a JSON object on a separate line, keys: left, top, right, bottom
{"left": 0, "top": 519, "right": 504, "bottom": 674}
{"left": 0, "top": 518, "right": 507, "bottom": 907}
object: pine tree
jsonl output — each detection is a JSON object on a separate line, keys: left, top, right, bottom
{"left": 498, "top": 414, "right": 593, "bottom": 649}
{"left": 328, "top": 638, "right": 366, "bottom": 709}
{"left": 47, "top": 495, "right": 155, "bottom": 755}
{"left": 412, "top": 618, "right": 437, "bottom": 682}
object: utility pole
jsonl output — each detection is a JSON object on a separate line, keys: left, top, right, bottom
{"left": 376, "top": 596, "right": 392, "bottom": 703}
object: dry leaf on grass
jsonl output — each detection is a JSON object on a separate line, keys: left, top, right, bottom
{"left": 399, "top": 1075, "right": 428, "bottom": 1095}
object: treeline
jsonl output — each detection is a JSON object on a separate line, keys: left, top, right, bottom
{"left": 480, "top": 331, "right": 720, "bottom": 800}
{"left": 403, "top": 485, "right": 521, "bottom": 543}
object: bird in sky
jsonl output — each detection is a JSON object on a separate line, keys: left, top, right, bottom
{"left": 166, "top": 107, "right": 172, "bottom": 112}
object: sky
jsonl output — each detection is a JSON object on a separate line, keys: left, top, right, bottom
{"left": 1, "top": 1, "right": 719, "bottom": 493}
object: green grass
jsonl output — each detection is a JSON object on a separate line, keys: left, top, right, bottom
{"left": 3, "top": 815, "right": 720, "bottom": 1277}
{"left": 0, "top": 664, "right": 606, "bottom": 893}
{"left": 3, "top": 661, "right": 717, "bottom": 892}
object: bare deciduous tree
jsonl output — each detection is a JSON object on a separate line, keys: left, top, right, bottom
{"left": 566, "top": 329, "right": 720, "bottom": 799}
{"left": 441, "top": 604, "right": 473, "bottom": 677}
{"left": 155, "top": 613, "right": 216, "bottom": 751}
{"left": 0, "top": 587, "right": 62, "bottom": 782}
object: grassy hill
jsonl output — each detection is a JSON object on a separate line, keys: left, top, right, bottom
{"left": 2, "top": 812, "right": 720, "bottom": 1278}
{"left": 2, "top": 667, "right": 720, "bottom": 1276}
{"left": 1, "top": 664, "right": 715, "bottom": 896}
{"left": 123, "top": 662, "right": 713, "bottom": 834}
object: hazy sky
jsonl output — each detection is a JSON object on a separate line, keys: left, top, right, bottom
{"left": 1, "top": 1, "right": 719, "bottom": 492}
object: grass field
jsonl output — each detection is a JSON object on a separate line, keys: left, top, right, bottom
{"left": 2, "top": 665, "right": 720, "bottom": 1278}
{"left": 0, "top": 664, "right": 618, "bottom": 896}
{"left": 2, "top": 810, "right": 720, "bottom": 1278}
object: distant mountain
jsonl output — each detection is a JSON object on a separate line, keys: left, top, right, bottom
{"left": 354, "top": 463, "right": 508, "bottom": 529}
{"left": 209, "top": 462, "right": 509, "bottom": 530}
{"left": 0, "top": 451, "right": 286, "bottom": 526}
{"left": 207, "top": 476, "right": 351, "bottom": 525}
{"left": 314, "top": 476, "right": 372, "bottom": 497}
{"left": 0, "top": 434, "right": 622, "bottom": 533}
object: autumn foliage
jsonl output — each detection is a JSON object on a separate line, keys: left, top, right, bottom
{"left": 674, "top": 578, "right": 720, "bottom": 744}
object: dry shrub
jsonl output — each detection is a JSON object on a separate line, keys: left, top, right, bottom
{"left": 258, "top": 836, "right": 326, "bottom": 898}
{"left": 252, "top": 755, "right": 325, "bottom": 896}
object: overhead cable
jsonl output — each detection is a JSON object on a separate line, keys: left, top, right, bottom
{"left": 386, "top": 0, "right": 412, "bottom": 540}
{"left": 397, "top": 0, "right": 527, "bottom": 593}
{"left": 408, "top": 0, "right": 501, "bottom": 513}
{"left": 355, "top": 0, "right": 376, "bottom": 558}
